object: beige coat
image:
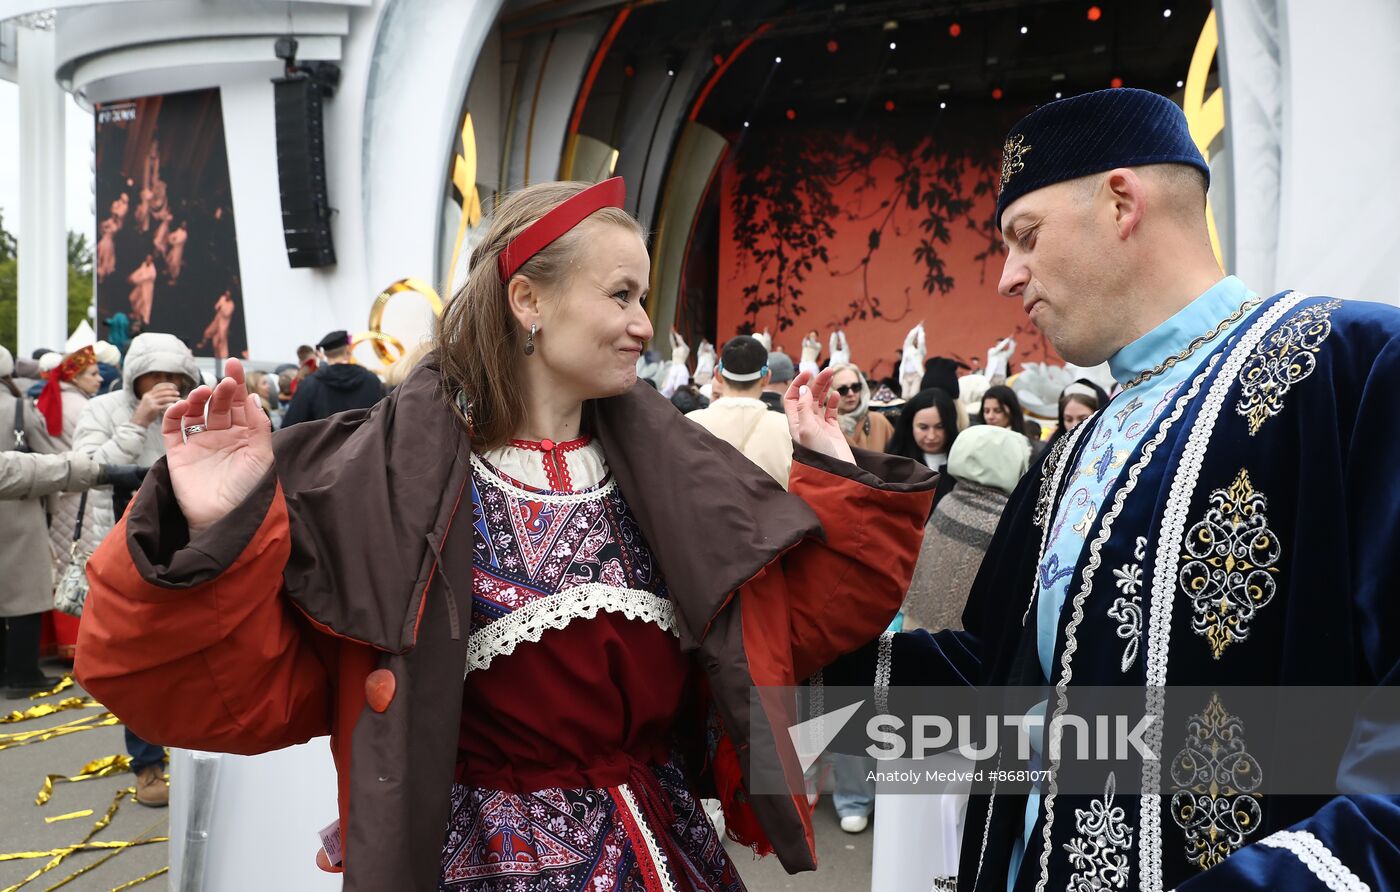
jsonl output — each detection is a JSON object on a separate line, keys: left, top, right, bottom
{"left": 32, "top": 382, "right": 104, "bottom": 583}
{"left": 1, "top": 388, "right": 103, "bottom": 616}
{"left": 686, "top": 397, "right": 794, "bottom": 488}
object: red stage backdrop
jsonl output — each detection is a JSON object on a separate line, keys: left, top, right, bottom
{"left": 716, "top": 127, "right": 1061, "bottom": 382}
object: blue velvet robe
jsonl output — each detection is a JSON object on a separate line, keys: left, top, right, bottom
{"left": 827, "top": 291, "right": 1400, "bottom": 891}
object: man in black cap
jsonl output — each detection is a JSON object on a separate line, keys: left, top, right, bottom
{"left": 824, "top": 88, "right": 1400, "bottom": 890}
{"left": 280, "top": 330, "right": 386, "bottom": 428}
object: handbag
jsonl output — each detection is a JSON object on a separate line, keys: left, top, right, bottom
{"left": 54, "top": 491, "right": 90, "bottom": 617}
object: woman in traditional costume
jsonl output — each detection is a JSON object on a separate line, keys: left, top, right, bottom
{"left": 76, "top": 180, "right": 938, "bottom": 891}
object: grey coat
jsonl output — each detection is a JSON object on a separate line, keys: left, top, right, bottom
{"left": 0, "top": 388, "right": 104, "bottom": 617}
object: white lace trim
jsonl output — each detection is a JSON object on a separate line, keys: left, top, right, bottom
{"left": 1138, "top": 292, "right": 1305, "bottom": 891}
{"left": 470, "top": 451, "right": 617, "bottom": 505}
{"left": 619, "top": 783, "right": 680, "bottom": 892}
{"left": 1259, "top": 830, "right": 1371, "bottom": 892}
{"left": 1033, "top": 351, "right": 1217, "bottom": 892}
{"left": 465, "top": 584, "right": 677, "bottom": 674}
{"left": 874, "top": 631, "right": 895, "bottom": 716}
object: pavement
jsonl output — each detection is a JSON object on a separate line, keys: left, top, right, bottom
{"left": 725, "top": 801, "right": 874, "bottom": 892}
{"left": 0, "top": 664, "right": 168, "bottom": 892}
{"left": 0, "top": 663, "right": 870, "bottom": 892}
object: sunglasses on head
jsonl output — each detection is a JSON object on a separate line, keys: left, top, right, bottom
{"left": 833, "top": 384, "right": 858, "bottom": 397}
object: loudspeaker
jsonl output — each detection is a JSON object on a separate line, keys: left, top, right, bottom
{"left": 273, "top": 74, "right": 336, "bottom": 268}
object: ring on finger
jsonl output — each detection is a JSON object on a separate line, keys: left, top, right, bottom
{"left": 181, "top": 422, "right": 207, "bottom": 444}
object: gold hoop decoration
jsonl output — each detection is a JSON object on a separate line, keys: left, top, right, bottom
{"left": 1183, "top": 9, "right": 1226, "bottom": 270}
{"left": 366, "top": 277, "right": 444, "bottom": 364}
{"left": 449, "top": 110, "right": 484, "bottom": 292}
{"left": 351, "top": 330, "right": 407, "bottom": 369}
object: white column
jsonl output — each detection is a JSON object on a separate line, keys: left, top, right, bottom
{"left": 16, "top": 22, "right": 68, "bottom": 355}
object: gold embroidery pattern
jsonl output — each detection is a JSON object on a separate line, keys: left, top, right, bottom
{"left": 1235, "top": 298, "right": 1342, "bottom": 435}
{"left": 1065, "top": 773, "right": 1134, "bottom": 891}
{"left": 1169, "top": 693, "right": 1263, "bottom": 871}
{"left": 1179, "top": 469, "right": 1282, "bottom": 659}
{"left": 1000, "top": 134, "right": 1033, "bottom": 194}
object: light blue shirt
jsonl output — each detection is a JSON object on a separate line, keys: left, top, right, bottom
{"left": 1009, "top": 276, "right": 1256, "bottom": 889}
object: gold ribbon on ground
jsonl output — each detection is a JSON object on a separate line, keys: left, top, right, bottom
{"left": 43, "top": 811, "right": 93, "bottom": 825}
{"left": 27, "top": 676, "right": 74, "bottom": 700}
{"left": 0, "top": 839, "right": 167, "bottom": 864}
{"left": 0, "top": 787, "right": 131, "bottom": 890}
{"left": 1, "top": 697, "right": 99, "bottom": 725}
{"left": 0, "top": 712, "right": 118, "bottom": 752}
{"left": 107, "top": 867, "right": 169, "bottom": 892}
{"left": 35, "top": 755, "right": 132, "bottom": 806}
{"left": 36, "top": 812, "right": 168, "bottom": 892}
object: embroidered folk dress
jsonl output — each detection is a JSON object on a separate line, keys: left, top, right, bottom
{"left": 441, "top": 436, "right": 744, "bottom": 892}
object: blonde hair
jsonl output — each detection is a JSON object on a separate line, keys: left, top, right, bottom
{"left": 384, "top": 339, "right": 433, "bottom": 389}
{"left": 435, "top": 181, "right": 643, "bottom": 450}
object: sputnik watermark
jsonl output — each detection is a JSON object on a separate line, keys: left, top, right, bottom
{"left": 865, "top": 712, "right": 1158, "bottom": 762}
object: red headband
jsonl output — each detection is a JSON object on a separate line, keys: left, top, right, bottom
{"left": 497, "top": 177, "right": 627, "bottom": 282}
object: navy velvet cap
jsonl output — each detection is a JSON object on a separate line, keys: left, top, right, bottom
{"left": 995, "top": 88, "right": 1210, "bottom": 229}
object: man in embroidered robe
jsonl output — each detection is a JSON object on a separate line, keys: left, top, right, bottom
{"left": 822, "top": 87, "right": 1400, "bottom": 891}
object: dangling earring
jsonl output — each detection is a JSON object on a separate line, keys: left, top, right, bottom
{"left": 524, "top": 323, "right": 537, "bottom": 356}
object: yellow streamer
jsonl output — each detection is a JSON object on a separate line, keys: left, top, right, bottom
{"left": 0, "top": 788, "right": 131, "bottom": 891}
{"left": 0, "top": 839, "right": 166, "bottom": 864}
{"left": 0, "top": 698, "right": 100, "bottom": 725}
{"left": 38, "top": 815, "right": 167, "bottom": 892}
{"left": 26, "top": 677, "right": 74, "bottom": 700}
{"left": 0, "top": 712, "right": 119, "bottom": 751}
{"left": 42, "top": 811, "right": 93, "bottom": 825}
{"left": 35, "top": 755, "right": 132, "bottom": 806}
{"left": 106, "top": 867, "right": 169, "bottom": 892}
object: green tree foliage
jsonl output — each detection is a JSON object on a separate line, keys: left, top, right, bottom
{"left": 0, "top": 211, "right": 95, "bottom": 355}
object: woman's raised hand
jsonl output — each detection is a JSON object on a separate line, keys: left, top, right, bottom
{"left": 161, "top": 358, "right": 274, "bottom": 535}
{"left": 783, "top": 368, "right": 856, "bottom": 464}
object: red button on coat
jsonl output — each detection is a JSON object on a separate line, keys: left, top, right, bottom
{"left": 365, "top": 668, "right": 396, "bottom": 713}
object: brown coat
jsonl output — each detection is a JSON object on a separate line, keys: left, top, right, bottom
{"left": 76, "top": 357, "right": 937, "bottom": 889}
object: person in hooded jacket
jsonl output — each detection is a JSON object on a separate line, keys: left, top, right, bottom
{"left": 75, "top": 179, "right": 938, "bottom": 891}
{"left": 71, "top": 331, "right": 200, "bottom": 807}
{"left": 279, "top": 331, "right": 385, "bottom": 427}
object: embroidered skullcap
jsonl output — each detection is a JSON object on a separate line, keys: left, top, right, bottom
{"left": 995, "top": 88, "right": 1209, "bottom": 229}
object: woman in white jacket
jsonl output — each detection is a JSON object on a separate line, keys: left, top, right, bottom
{"left": 72, "top": 332, "right": 200, "bottom": 536}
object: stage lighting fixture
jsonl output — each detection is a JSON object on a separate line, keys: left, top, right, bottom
{"left": 1055, "top": 91, "right": 1063, "bottom": 98}
{"left": 939, "top": 101, "right": 947, "bottom": 109}
{"left": 775, "top": 56, "right": 782, "bottom": 64}
{"left": 949, "top": 22, "right": 962, "bottom": 37}
{"left": 1087, "top": 6, "right": 1103, "bottom": 22}
{"left": 786, "top": 109, "right": 796, "bottom": 120}
{"left": 1163, "top": 8, "right": 1173, "bottom": 17}
{"left": 883, "top": 20, "right": 898, "bottom": 31}
{"left": 1020, "top": 25, "right": 1029, "bottom": 35}
{"left": 1177, "top": 79, "right": 1185, "bottom": 88}
{"left": 713, "top": 54, "right": 724, "bottom": 66}
{"left": 1111, "top": 77, "right": 1124, "bottom": 88}
{"left": 889, "top": 41, "right": 896, "bottom": 50}
{"left": 743, "top": 121, "right": 750, "bottom": 128}
{"left": 992, "top": 88, "right": 1004, "bottom": 100}
{"left": 667, "top": 69, "right": 675, "bottom": 76}
{"left": 884, "top": 99, "right": 895, "bottom": 111}
{"left": 827, "top": 39, "right": 839, "bottom": 53}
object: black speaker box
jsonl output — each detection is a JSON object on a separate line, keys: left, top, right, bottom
{"left": 273, "top": 75, "right": 336, "bottom": 268}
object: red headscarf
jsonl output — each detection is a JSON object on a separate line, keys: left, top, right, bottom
{"left": 36, "top": 346, "right": 97, "bottom": 436}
